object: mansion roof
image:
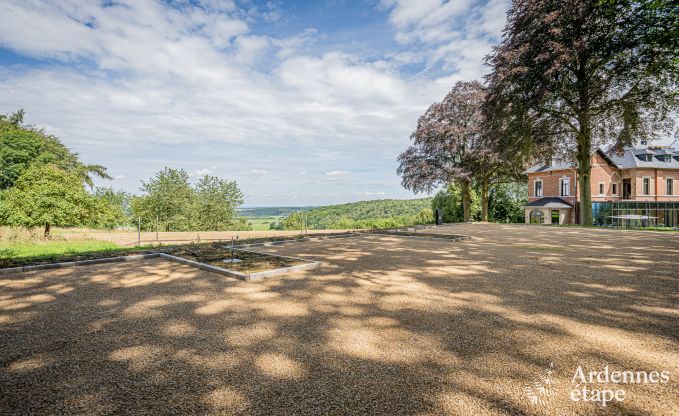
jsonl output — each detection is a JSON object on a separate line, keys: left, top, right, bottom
{"left": 523, "top": 144, "right": 679, "bottom": 174}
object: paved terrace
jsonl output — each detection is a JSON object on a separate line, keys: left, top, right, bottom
{"left": 1, "top": 224, "right": 677, "bottom": 415}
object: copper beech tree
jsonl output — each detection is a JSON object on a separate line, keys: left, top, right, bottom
{"left": 485, "top": 0, "right": 678, "bottom": 225}
{"left": 397, "top": 81, "right": 504, "bottom": 222}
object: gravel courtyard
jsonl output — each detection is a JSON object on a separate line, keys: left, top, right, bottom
{"left": 1, "top": 224, "right": 677, "bottom": 415}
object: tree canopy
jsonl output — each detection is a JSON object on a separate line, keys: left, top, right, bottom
{"left": 0, "top": 165, "right": 95, "bottom": 235}
{"left": 397, "top": 81, "right": 508, "bottom": 221}
{"left": 277, "top": 198, "right": 433, "bottom": 230}
{"left": 131, "top": 168, "right": 247, "bottom": 231}
{"left": 485, "top": 0, "right": 679, "bottom": 224}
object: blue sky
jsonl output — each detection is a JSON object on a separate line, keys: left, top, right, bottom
{"left": 0, "top": 0, "right": 509, "bottom": 206}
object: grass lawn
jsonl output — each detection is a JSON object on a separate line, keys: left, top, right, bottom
{"left": 246, "top": 216, "right": 281, "bottom": 231}
{"left": 0, "top": 240, "right": 142, "bottom": 268}
{"left": 0, "top": 239, "right": 120, "bottom": 258}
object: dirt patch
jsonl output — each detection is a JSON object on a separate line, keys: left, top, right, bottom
{"left": 169, "top": 245, "right": 305, "bottom": 274}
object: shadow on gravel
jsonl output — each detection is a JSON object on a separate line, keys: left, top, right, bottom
{"left": 0, "top": 224, "right": 677, "bottom": 415}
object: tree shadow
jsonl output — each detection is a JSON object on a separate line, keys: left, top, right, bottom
{"left": 0, "top": 223, "right": 677, "bottom": 415}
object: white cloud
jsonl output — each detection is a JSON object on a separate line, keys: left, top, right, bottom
{"left": 380, "top": 0, "right": 510, "bottom": 76}
{"left": 356, "top": 191, "right": 386, "bottom": 196}
{"left": 194, "top": 168, "right": 213, "bottom": 176}
{"left": 113, "top": 174, "right": 126, "bottom": 180}
{"left": 0, "top": 0, "right": 508, "bottom": 205}
{"left": 325, "top": 170, "right": 350, "bottom": 177}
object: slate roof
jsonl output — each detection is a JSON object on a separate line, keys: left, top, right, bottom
{"left": 607, "top": 144, "right": 679, "bottom": 169}
{"left": 525, "top": 197, "right": 574, "bottom": 209}
{"left": 523, "top": 144, "right": 679, "bottom": 173}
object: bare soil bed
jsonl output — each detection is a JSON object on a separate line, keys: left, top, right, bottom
{"left": 1, "top": 223, "right": 677, "bottom": 415}
{"left": 170, "top": 245, "right": 305, "bottom": 274}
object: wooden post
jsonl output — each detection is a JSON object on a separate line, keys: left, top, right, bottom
{"left": 138, "top": 217, "right": 141, "bottom": 246}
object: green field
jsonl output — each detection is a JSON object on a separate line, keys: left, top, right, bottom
{"left": 246, "top": 216, "right": 282, "bottom": 231}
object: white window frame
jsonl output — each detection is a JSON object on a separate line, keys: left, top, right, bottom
{"left": 534, "top": 179, "right": 543, "bottom": 198}
{"left": 559, "top": 177, "right": 570, "bottom": 197}
{"left": 667, "top": 178, "right": 674, "bottom": 196}
{"left": 611, "top": 183, "right": 618, "bottom": 195}
{"left": 642, "top": 177, "right": 651, "bottom": 195}
{"left": 598, "top": 182, "right": 605, "bottom": 196}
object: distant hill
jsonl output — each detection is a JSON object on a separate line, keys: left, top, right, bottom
{"left": 237, "top": 206, "right": 314, "bottom": 217}
{"left": 283, "top": 198, "right": 434, "bottom": 230}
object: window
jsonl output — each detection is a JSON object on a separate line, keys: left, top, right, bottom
{"left": 534, "top": 180, "right": 543, "bottom": 197}
{"left": 598, "top": 183, "right": 605, "bottom": 196}
{"left": 642, "top": 178, "right": 650, "bottom": 195}
{"left": 559, "top": 177, "right": 570, "bottom": 196}
{"left": 612, "top": 183, "right": 618, "bottom": 195}
{"left": 668, "top": 178, "right": 674, "bottom": 196}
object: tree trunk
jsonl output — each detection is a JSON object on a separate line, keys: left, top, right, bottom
{"left": 461, "top": 179, "right": 472, "bottom": 223}
{"left": 481, "top": 177, "right": 489, "bottom": 222}
{"left": 44, "top": 223, "right": 51, "bottom": 238}
{"left": 577, "top": 115, "right": 593, "bottom": 225}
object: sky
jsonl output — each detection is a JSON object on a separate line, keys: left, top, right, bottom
{"left": 0, "top": 0, "right": 510, "bottom": 206}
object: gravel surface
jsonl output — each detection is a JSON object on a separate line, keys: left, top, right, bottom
{"left": 1, "top": 223, "right": 677, "bottom": 415}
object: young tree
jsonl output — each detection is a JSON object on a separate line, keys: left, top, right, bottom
{"left": 398, "top": 81, "right": 493, "bottom": 222}
{"left": 133, "top": 168, "right": 195, "bottom": 231}
{"left": 486, "top": 0, "right": 678, "bottom": 225}
{"left": 0, "top": 165, "right": 94, "bottom": 236}
{"left": 194, "top": 175, "right": 244, "bottom": 230}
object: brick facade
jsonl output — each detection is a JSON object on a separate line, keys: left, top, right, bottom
{"left": 525, "top": 149, "right": 679, "bottom": 224}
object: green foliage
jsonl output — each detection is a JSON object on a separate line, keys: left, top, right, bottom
{"left": 194, "top": 175, "right": 244, "bottom": 231}
{"left": 432, "top": 183, "right": 480, "bottom": 223}
{"left": 488, "top": 182, "right": 527, "bottom": 223}
{"left": 239, "top": 207, "right": 314, "bottom": 217}
{"left": 87, "top": 187, "right": 131, "bottom": 229}
{"left": 0, "top": 165, "right": 94, "bottom": 235}
{"left": 278, "top": 199, "right": 434, "bottom": 230}
{"left": 432, "top": 181, "right": 526, "bottom": 223}
{"left": 132, "top": 167, "right": 195, "bottom": 231}
{"left": 280, "top": 211, "right": 305, "bottom": 230}
{"left": 0, "top": 110, "right": 81, "bottom": 189}
{"left": 131, "top": 168, "right": 248, "bottom": 231}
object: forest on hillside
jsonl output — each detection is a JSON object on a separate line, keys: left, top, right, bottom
{"left": 276, "top": 198, "right": 434, "bottom": 230}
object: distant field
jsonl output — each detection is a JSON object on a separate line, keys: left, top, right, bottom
{"left": 245, "top": 216, "right": 282, "bottom": 231}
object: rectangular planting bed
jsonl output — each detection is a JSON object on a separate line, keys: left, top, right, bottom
{"left": 162, "top": 246, "right": 320, "bottom": 280}
{"left": 0, "top": 243, "right": 319, "bottom": 281}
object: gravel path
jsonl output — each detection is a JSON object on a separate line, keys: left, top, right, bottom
{"left": 1, "top": 224, "right": 677, "bottom": 415}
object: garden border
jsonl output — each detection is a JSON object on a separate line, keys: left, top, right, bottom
{"left": 0, "top": 251, "right": 320, "bottom": 281}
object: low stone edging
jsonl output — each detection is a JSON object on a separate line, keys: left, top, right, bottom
{"left": 0, "top": 253, "right": 161, "bottom": 275}
{"left": 0, "top": 251, "right": 320, "bottom": 281}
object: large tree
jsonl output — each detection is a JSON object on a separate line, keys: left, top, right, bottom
{"left": 194, "top": 175, "right": 244, "bottom": 231}
{"left": 0, "top": 165, "right": 94, "bottom": 236}
{"left": 398, "top": 81, "right": 503, "bottom": 222}
{"left": 132, "top": 167, "right": 195, "bottom": 231}
{"left": 0, "top": 109, "right": 111, "bottom": 190}
{"left": 486, "top": 0, "right": 679, "bottom": 225}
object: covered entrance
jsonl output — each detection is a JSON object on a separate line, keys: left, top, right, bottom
{"left": 524, "top": 197, "right": 574, "bottom": 225}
